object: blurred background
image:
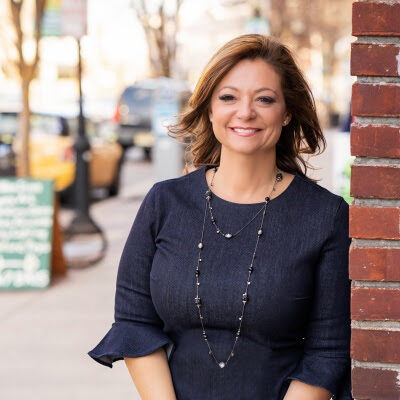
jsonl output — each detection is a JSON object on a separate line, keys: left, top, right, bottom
{"left": 0, "top": 0, "right": 354, "bottom": 398}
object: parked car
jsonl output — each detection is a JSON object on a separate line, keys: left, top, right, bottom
{"left": 0, "top": 111, "right": 124, "bottom": 201}
{"left": 112, "top": 78, "right": 191, "bottom": 159}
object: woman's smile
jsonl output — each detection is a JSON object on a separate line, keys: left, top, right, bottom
{"left": 229, "top": 127, "right": 263, "bottom": 137}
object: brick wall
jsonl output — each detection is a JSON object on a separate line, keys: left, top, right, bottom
{"left": 350, "top": 1, "right": 400, "bottom": 399}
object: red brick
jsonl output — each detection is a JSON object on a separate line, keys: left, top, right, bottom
{"left": 350, "top": 206, "right": 400, "bottom": 239}
{"left": 351, "top": 329, "right": 400, "bottom": 363}
{"left": 352, "top": 83, "right": 400, "bottom": 117}
{"left": 351, "top": 165, "right": 400, "bottom": 199}
{"left": 351, "top": 124, "right": 400, "bottom": 158}
{"left": 351, "top": 43, "right": 400, "bottom": 77}
{"left": 352, "top": 367, "right": 400, "bottom": 399}
{"left": 351, "top": 1, "right": 400, "bottom": 398}
{"left": 351, "top": 287, "right": 400, "bottom": 320}
{"left": 350, "top": 247, "right": 400, "bottom": 281}
{"left": 352, "top": 2, "right": 400, "bottom": 36}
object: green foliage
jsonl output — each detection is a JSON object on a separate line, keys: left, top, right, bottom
{"left": 340, "top": 156, "right": 355, "bottom": 205}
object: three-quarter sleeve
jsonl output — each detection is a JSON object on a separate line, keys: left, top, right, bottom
{"left": 88, "top": 183, "right": 174, "bottom": 368}
{"left": 284, "top": 198, "right": 352, "bottom": 398}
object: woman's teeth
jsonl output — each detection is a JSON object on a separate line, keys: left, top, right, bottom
{"left": 229, "top": 127, "right": 261, "bottom": 137}
{"left": 232, "top": 128, "right": 259, "bottom": 133}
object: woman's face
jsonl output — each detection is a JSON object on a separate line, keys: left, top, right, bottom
{"left": 209, "top": 58, "right": 290, "bottom": 156}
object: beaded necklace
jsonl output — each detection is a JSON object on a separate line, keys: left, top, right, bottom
{"left": 194, "top": 165, "right": 283, "bottom": 368}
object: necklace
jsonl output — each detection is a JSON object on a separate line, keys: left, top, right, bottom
{"left": 208, "top": 167, "right": 277, "bottom": 239}
{"left": 195, "top": 165, "right": 283, "bottom": 369}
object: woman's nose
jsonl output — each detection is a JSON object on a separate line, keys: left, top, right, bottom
{"left": 236, "top": 100, "right": 256, "bottom": 120}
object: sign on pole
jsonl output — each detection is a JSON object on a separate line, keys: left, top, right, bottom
{"left": 42, "top": 0, "right": 87, "bottom": 38}
{"left": 41, "top": 0, "right": 62, "bottom": 37}
{"left": 61, "top": 0, "right": 87, "bottom": 38}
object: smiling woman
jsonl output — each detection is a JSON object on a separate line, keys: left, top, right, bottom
{"left": 168, "top": 34, "right": 327, "bottom": 187}
{"left": 88, "top": 34, "right": 352, "bottom": 400}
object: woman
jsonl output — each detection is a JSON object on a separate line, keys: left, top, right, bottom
{"left": 88, "top": 34, "right": 352, "bottom": 400}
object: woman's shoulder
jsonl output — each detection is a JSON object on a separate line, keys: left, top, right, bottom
{"left": 153, "top": 167, "right": 201, "bottom": 193}
{"left": 292, "top": 172, "right": 348, "bottom": 215}
{"left": 149, "top": 167, "right": 204, "bottom": 210}
{"left": 290, "top": 174, "right": 349, "bottom": 243}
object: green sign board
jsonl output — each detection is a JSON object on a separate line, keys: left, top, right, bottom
{"left": 0, "top": 178, "right": 54, "bottom": 290}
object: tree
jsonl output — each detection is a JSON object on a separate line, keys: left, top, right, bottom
{"left": 7, "top": 0, "right": 45, "bottom": 177}
{"left": 130, "top": 0, "right": 184, "bottom": 78}
{"left": 268, "top": 0, "right": 352, "bottom": 120}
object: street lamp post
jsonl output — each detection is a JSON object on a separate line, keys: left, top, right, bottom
{"left": 54, "top": 0, "right": 106, "bottom": 268}
{"left": 64, "top": 38, "right": 104, "bottom": 257}
{"left": 66, "top": 37, "right": 99, "bottom": 234}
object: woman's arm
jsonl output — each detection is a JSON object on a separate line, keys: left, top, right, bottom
{"left": 283, "top": 379, "right": 333, "bottom": 400}
{"left": 124, "top": 347, "right": 176, "bottom": 400}
{"left": 282, "top": 199, "right": 352, "bottom": 398}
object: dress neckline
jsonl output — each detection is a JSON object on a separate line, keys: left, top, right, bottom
{"left": 198, "top": 165, "right": 298, "bottom": 207}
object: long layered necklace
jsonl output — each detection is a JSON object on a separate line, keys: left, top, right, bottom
{"left": 194, "top": 165, "right": 283, "bottom": 369}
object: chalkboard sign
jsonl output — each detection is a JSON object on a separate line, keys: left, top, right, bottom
{"left": 0, "top": 178, "right": 54, "bottom": 290}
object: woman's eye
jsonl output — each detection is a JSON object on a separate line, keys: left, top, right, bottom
{"left": 219, "top": 95, "right": 235, "bottom": 101}
{"left": 258, "top": 97, "right": 275, "bottom": 104}
{"left": 218, "top": 95, "right": 275, "bottom": 104}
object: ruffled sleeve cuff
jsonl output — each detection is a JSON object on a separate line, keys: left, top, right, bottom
{"left": 284, "top": 353, "right": 351, "bottom": 398}
{"left": 88, "top": 321, "right": 175, "bottom": 368}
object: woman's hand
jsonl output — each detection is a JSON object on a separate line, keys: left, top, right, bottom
{"left": 283, "top": 379, "right": 333, "bottom": 400}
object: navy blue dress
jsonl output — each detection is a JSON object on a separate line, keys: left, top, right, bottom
{"left": 88, "top": 165, "right": 352, "bottom": 400}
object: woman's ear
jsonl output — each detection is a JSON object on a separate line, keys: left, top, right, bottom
{"left": 283, "top": 113, "right": 291, "bottom": 126}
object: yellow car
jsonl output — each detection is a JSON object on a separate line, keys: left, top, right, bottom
{"left": 2, "top": 111, "right": 123, "bottom": 200}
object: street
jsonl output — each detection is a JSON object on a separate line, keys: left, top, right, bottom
{"left": 0, "top": 149, "right": 155, "bottom": 400}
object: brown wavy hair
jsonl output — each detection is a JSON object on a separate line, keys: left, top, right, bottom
{"left": 168, "top": 34, "right": 326, "bottom": 182}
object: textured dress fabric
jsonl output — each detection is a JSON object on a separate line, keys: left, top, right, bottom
{"left": 88, "top": 165, "right": 353, "bottom": 400}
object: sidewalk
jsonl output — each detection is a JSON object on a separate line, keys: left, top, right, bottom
{"left": 0, "top": 161, "right": 154, "bottom": 400}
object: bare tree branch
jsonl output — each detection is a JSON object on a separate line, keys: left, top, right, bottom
{"left": 9, "top": 0, "right": 24, "bottom": 76}
{"left": 30, "top": 0, "right": 45, "bottom": 79}
{"left": 131, "top": 0, "right": 184, "bottom": 77}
